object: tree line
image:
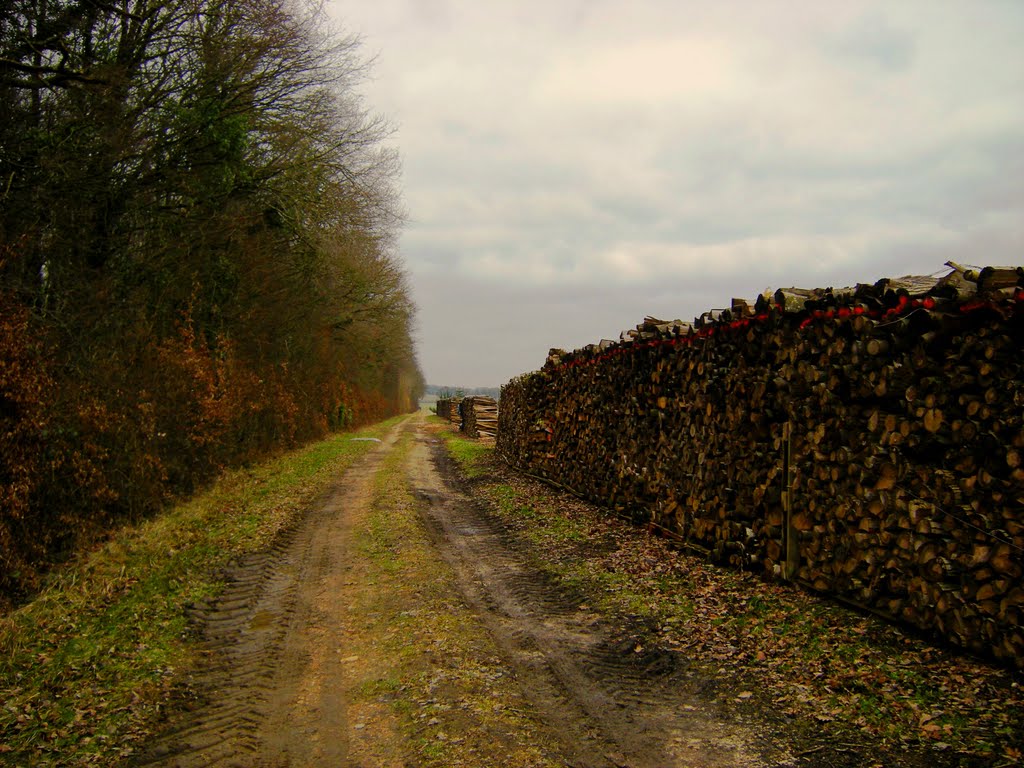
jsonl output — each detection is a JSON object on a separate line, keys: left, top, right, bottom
{"left": 0, "top": 0, "right": 423, "bottom": 604}
{"left": 426, "top": 385, "right": 501, "bottom": 400}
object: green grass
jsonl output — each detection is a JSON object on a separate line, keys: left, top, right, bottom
{"left": 0, "top": 416, "right": 405, "bottom": 766}
{"left": 433, "top": 423, "right": 492, "bottom": 478}
{"left": 342, "top": 425, "right": 563, "bottom": 768}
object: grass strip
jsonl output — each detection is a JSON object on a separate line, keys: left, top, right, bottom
{"left": 439, "top": 434, "right": 491, "bottom": 478}
{"left": 341, "top": 423, "right": 563, "bottom": 767}
{"left": 0, "top": 417, "right": 404, "bottom": 766}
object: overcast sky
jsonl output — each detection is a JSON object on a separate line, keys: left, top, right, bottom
{"left": 325, "top": 0, "right": 1023, "bottom": 388}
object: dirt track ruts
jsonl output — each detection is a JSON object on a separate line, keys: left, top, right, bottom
{"left": 136, "top": 413, "right": 793, "bottom": 767}
{"left": 409, "top": 424, "right": 792, "bottom": 768}
{"left": 135, "top": 423, "right": 406, "bottom": 767}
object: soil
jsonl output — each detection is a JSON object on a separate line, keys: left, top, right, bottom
{"left": 132, "top": 412, "right": 975, "bottom": 767}
{"left": 135, "top": 420, "right": 407, "bottom": 767}
{"left": 409, "top": 434, "right": 793, "bottom": 768}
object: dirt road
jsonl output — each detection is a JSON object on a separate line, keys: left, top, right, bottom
{"left": 136, "top": 413, "right": 793, "bottom": 767}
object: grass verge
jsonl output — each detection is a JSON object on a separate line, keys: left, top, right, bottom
{"left": 439, "top": 428, "right": 1024, "bottom": 768}
{"left": 0, "top": 417, "right": 404, "bottom": 766}
{"left": 437, "top": 432, "right": 492, "bottom": 478}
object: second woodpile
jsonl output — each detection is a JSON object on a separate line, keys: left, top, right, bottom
{"left": 497, "top": 263, "right": 1024, "bottom": 668}
{"left": 461, "top": 396, "right": 498, "bottom": 438}
{"left": 436, "top": 397, "right": 463, "bottom": 427}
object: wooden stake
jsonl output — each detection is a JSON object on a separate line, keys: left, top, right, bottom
{"left": 783, "top": 421, "right": 799, "bottom": 580}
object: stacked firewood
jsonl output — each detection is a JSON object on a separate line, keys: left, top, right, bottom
{"left": 449, "top": 399, "right": 464, "bottom": 428}
{"left": 436, "top": 397, "right": 464, "bottom": 427}
{"left": 497, "top": 263, "right": 1024, "bottom": 667}
{"left": 461, "top": 396, "right": 499, "bottom": 438}
{"left": 436, "top": 398, "right": 454, "bottom": 421}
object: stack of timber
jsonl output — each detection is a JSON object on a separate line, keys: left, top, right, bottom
{"left": 462, "top": 396, "right": 499, "bottom": 438}
{"left": 449, "top": 399, "right": 464, "bottom": 428}
{"left": 497, "top": 263, "right": 1024, "bottom": 668}
{"left": 436, "top": 398, "right": 455, "bottom": 421}
{"left": 436, "top": 397, "right": 463, "bottom": 427}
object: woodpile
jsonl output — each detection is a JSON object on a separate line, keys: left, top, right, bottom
{"left": 436, "top": 398, "right": 454, "bottom": 420}
{"left": 461, "top": 396, "right": 498, "bottom": 438}
{"left": 436, "top": 397, "right": 463, "bottom": 427}
{"left": 497, "top": 263, "right": 1024, "bottom": 668}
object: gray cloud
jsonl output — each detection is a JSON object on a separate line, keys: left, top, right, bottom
{"left": 329, "top": 0, "right": 1024, "bottom": 386}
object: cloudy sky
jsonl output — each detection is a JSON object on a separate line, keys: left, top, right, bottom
{"left": 325, "top": 0, "right": 1023, "bottom": 388}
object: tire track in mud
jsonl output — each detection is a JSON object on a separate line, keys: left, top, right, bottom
{"left": 135, "top": 422, "right": 408, "bottom": 768}
{"left": 408, "top": 429, "right": 795, "bottom": 768}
